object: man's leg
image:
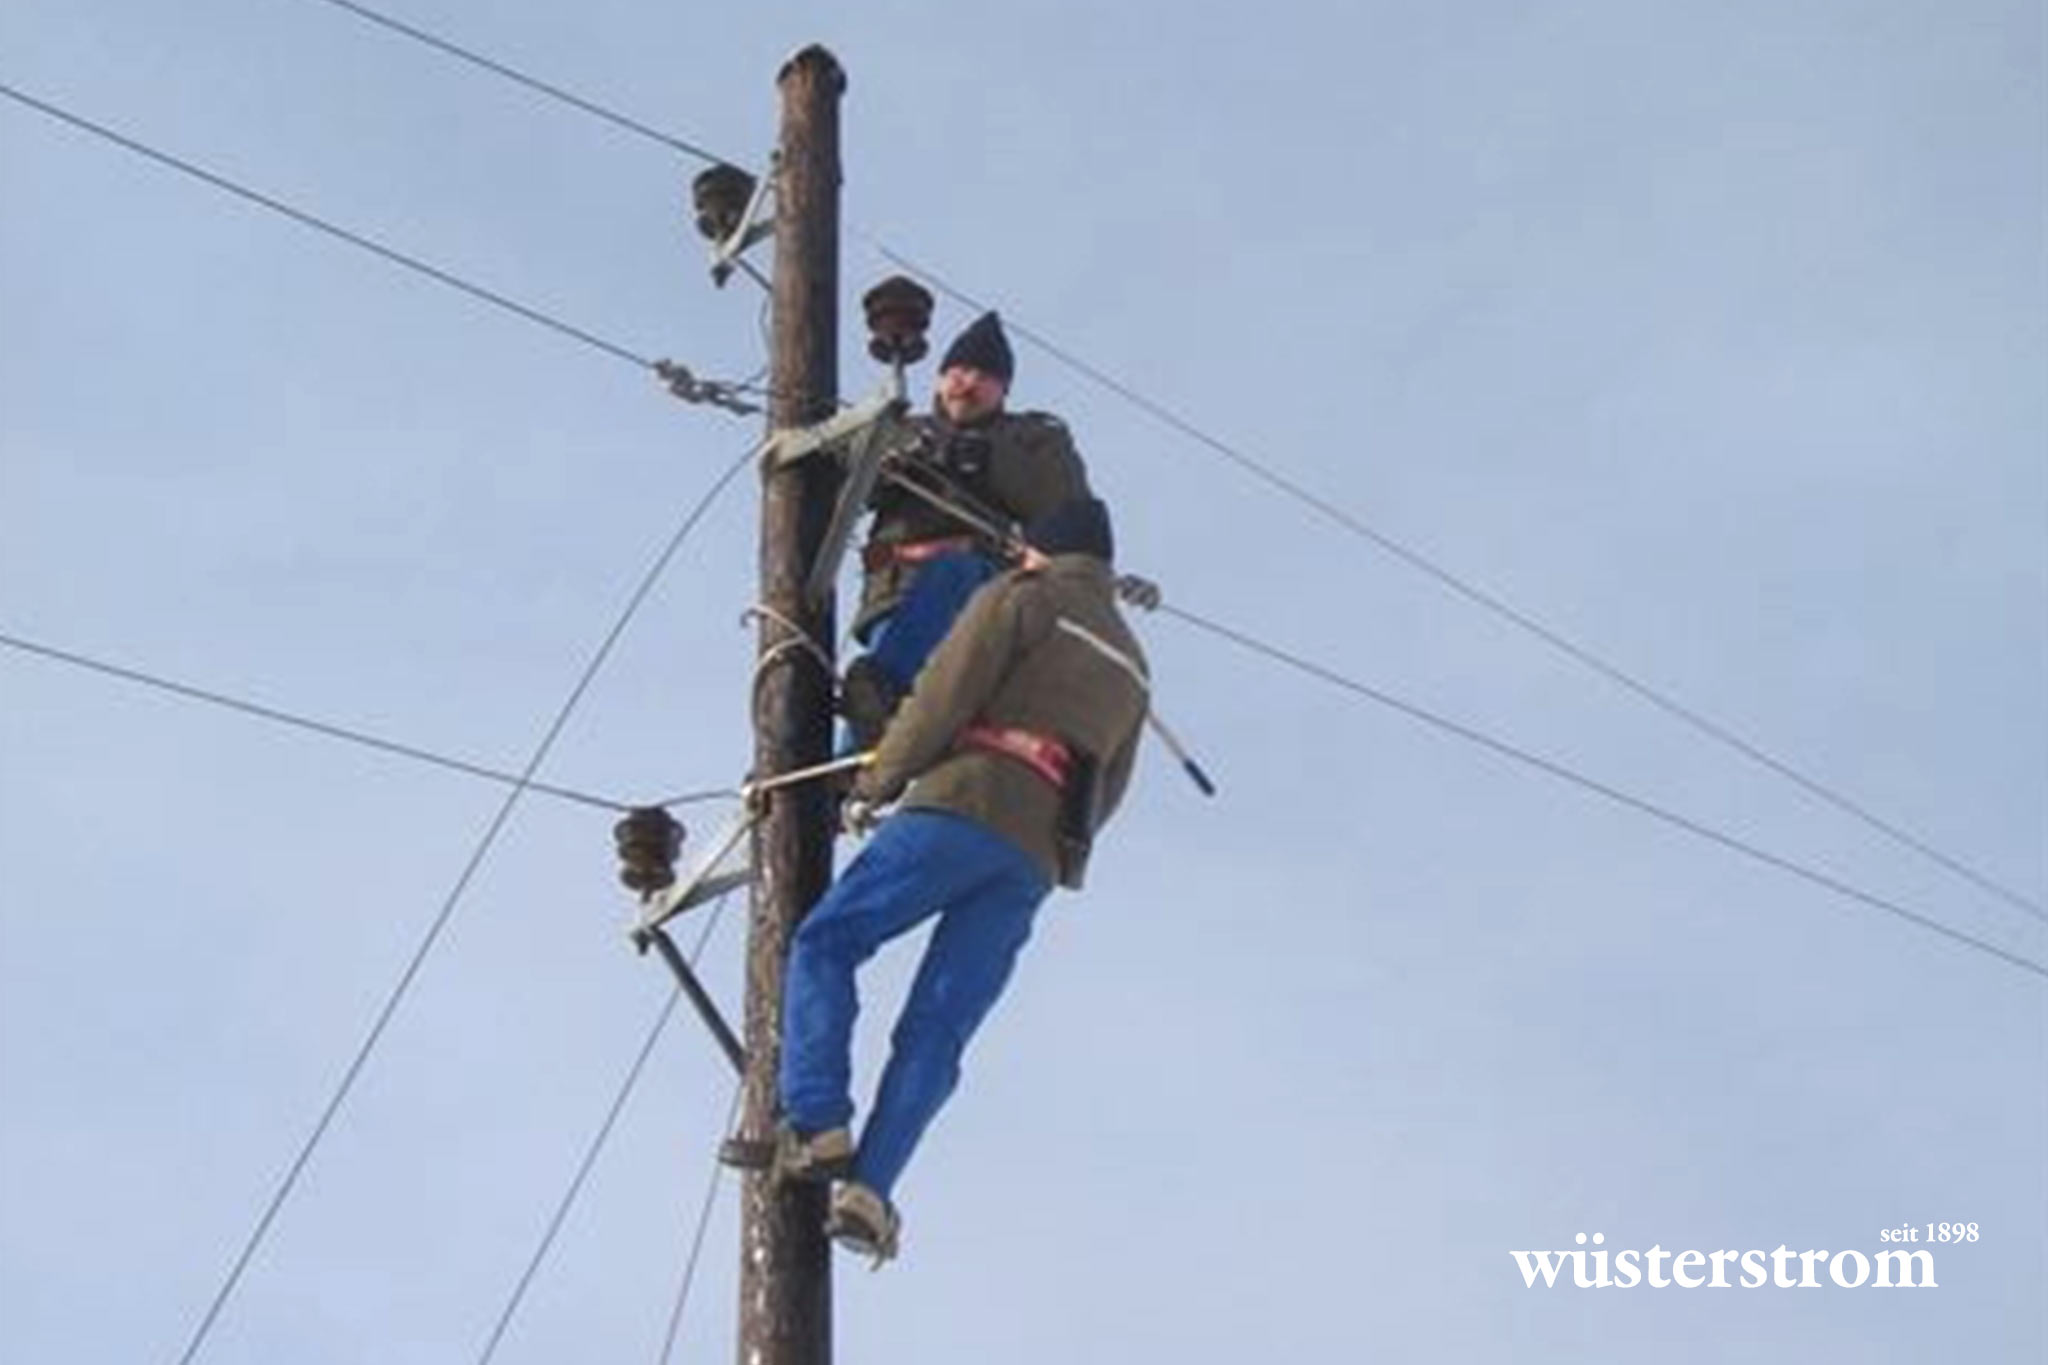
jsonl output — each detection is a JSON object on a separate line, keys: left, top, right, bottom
{"left": 778, "top": 810, "right": 1022, "bottom": 1136}
{"left": 865, "top": 551, "right": 1000, "bottom": 692}
{"left": 854, "top": 815, "right": 1050, "bottom": 1200}
{"left": 842, "top": 552, "right": 1000, "bottom": 752}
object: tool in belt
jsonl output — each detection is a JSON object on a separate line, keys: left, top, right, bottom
{"left": 958, "top": 723, "right": 1073, "bottom": 789}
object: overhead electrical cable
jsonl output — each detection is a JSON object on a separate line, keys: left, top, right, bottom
{"left": 0, "top": 630, "right": 731, "bottom": 813}
{"left": 305, "top": 0, "right": 728, "bottom": 164}
{"left": 1156, "top": 603, "right": 2046, "bottom": 982}
{"left": 171, "top": 442, "right": 757, "bottom": 1365}
{"left": 876, "top": 246, "right": 2047, "bottom": 926}
{"left": 656, "top": 1084, "right": 745, "bottom": 1365}
{"left": 0, "top": 80, "right": 757, "bottom": 416}
{"left": 300, "top": 0, "right": 734, "bottom": 166}
{"left": 280, "top": 0, "right": 2042, "bottom": 923}
{"left": 14, "top": 17, "right": 2032, "bottom": 947}
{"left": 7, "top": 18, "right": 2030, "bottom": 1356}
{"left": 477, "top": 895, "right": 734, "bottom": 1365}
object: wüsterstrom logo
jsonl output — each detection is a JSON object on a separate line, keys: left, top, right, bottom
{"left": 1510, "top": 1233, "right": 1937, "bottom": 1289}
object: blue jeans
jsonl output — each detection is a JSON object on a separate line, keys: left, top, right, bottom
{"left": 864, "top": 550, "right": 1002, "bottom": 690}
{"left": 779, "top": 809, "right": 1050, "bottom": 1200}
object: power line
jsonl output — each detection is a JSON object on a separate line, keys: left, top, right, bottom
{"left": 1, "top": 82, "right": 653, "bottom": 370}
{"left": 305, "top": 0, "right": 729, "bottom": 165}
{"left": 0, "top": 630, "right": 656, "bottom": 813}
{"left": 300, "top": 0, "right": 735, "bottom": 166}
{"left": 657, "top": 1084, "right": 744, "bottom": 1365}
{"left": 875, "top": 244, "right": 2048, "bottom": 928}
{"left": 172, "top": 441, "right": 757, "bottom": 1365}
{"left": 478, "top": 894, "right": 734, "bottom": 1365}
{"left": 0, "top": 631, "right": 734, "bottom": 812}
{"left": 270, "top": 0, "right": 2046, "bottom": 922}
{"left": 18, "top": 7, "right": 2024, "bottom": 951}
{"left": 1156, "top": 602, "right": 2047, "bottom": 982}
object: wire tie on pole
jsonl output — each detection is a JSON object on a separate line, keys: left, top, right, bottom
{"left": 742, "top": 604, "right": 834, "bottom": 694}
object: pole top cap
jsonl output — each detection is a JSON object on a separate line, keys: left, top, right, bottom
{"left": 778, "top": 44, "right": 847, "bottom": 93}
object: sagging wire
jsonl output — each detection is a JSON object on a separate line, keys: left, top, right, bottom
{"left": 0, "top": 630, "right": 680, "bottom": 814}
{"left": 169, "top": 441, "right": 758, "bottom": 1365}
{"left": 475, "top": 893, "right": 735, "bottom": 1365}
{"left": 0, "top": 83, "right": 763, "bottom": 416}
{"left": 290, "top": 0, "right": 2043, "bottom": 926}
{"left": 654, "top": 1083, "right": 744, "bottom": 1365}
{"left": 1156, "top": 602, "right": 2047, "bottom": 982}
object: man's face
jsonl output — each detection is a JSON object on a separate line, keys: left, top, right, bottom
{"left": 935, "top": 364, "right": 1007, "bottom": 424}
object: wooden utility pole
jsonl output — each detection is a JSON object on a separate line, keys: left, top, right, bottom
{"left": 739, "top": 43, "right": 844, "bottom": 1365}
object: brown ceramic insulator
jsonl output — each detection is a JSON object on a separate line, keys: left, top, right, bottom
{"left": 690, "top": 164, "right": 757, "bottom": 243}
{"left": 862, "top": 274, "right": 934, "bottom": 364}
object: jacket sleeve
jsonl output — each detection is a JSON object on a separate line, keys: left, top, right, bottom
{"left": 1046, "top": 421, "right": 1091, "bottom": 500}
{"left": 1003, "top": 416, "right": 1092, "bottom": 522}
{"left": 855, "top": 577, "right": 1034, "bottom": 803}
{"left": 1093, "top": 711, "right": 1143, "bottom": 829}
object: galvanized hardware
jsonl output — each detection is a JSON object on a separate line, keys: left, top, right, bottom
{"left": 763, "top": 386, "right": 895, "bottom": 468}
{"left": 739, "top": 752, "right": 873, "bottom": 807}
{"left": 689, "top": 156, "right": 777, "bottom": 289}
{"left": 631, "top": 809, "right": 757, "bottom": 946}
{"left": 744, "top": 601, "right": 837, "bottom": 692}
{"left": 641, "top": 924, "right": 745, "bottom": 1076}
{"left": 653, "top": 359, "right": 761, "bottom": 416}
{"left": 804, "top": 395, "right": 923, "bottom": 605}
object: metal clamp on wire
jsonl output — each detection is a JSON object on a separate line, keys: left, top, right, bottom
{"left": 653, "top": 359, "right": 762, "bottom": 416}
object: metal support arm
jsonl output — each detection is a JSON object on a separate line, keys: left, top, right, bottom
{"left": 644, "top": 925, "right": 745, "bottom": 1076}
{"left": 762, "top": 363, "right": 907, "bottom": 469}
{"left": 632, "top": 810, "right": 759, "bottom": 946}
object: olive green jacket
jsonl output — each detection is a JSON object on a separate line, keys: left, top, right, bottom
{"left": 853, "top": 407, "right": 1090, "bottom": 639}
{"left": 854, "top": 555, "right": 1147, "bottom": 888}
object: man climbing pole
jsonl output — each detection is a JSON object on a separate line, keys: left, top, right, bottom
{"left": 778, "top": 497, "right": 1150, "bottom": 1263}
{"left": 843, "top": 309, "right": 1154, "bottom": 748}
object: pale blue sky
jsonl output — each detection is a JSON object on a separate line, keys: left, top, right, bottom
{"left": 2, "top": 2, "right": 2042, "bottom": 1361}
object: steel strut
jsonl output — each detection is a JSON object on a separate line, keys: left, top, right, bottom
{"left": 642, "top": 924, "right": 746, "bottom": 1076}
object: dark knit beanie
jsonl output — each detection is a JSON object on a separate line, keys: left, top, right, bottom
{"left": 938, "top": 311, "right": 1015, "bottom": 383}
{"left": 1025, "top": 498, "right": 1114, "bottom": 562}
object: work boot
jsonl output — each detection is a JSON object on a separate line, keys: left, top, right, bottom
{"left": 827, "top": 1181, "right": 900, "bottom": 1268}
{"left": 774, "top": 1124, "right": 855, "bottom": 1183}
{"left": 838, "top": 656, "right": 904, "bottom": 753}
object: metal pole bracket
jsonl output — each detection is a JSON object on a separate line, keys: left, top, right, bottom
{"left": 761, "top": 363, "right": 907, "bottom": 470}
{"left": 707, "top": 153, "right": 779, "bottom": 290}
{"left": 629, "top": 809, "right": 758, "bottom": 950}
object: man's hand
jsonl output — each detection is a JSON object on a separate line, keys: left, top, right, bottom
{"left": 1116, "top": 573, "right": 1162, "bottom": 611}
{"left": 841, "top": 795, "right": 884, "bottom": 838}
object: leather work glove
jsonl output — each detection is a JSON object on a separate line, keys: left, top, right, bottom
{"left": 1116, "top": 573, "right": 1163, "bottom": 611}
{"left": 841, "top": 796, "right": 883, "bottom": 839}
